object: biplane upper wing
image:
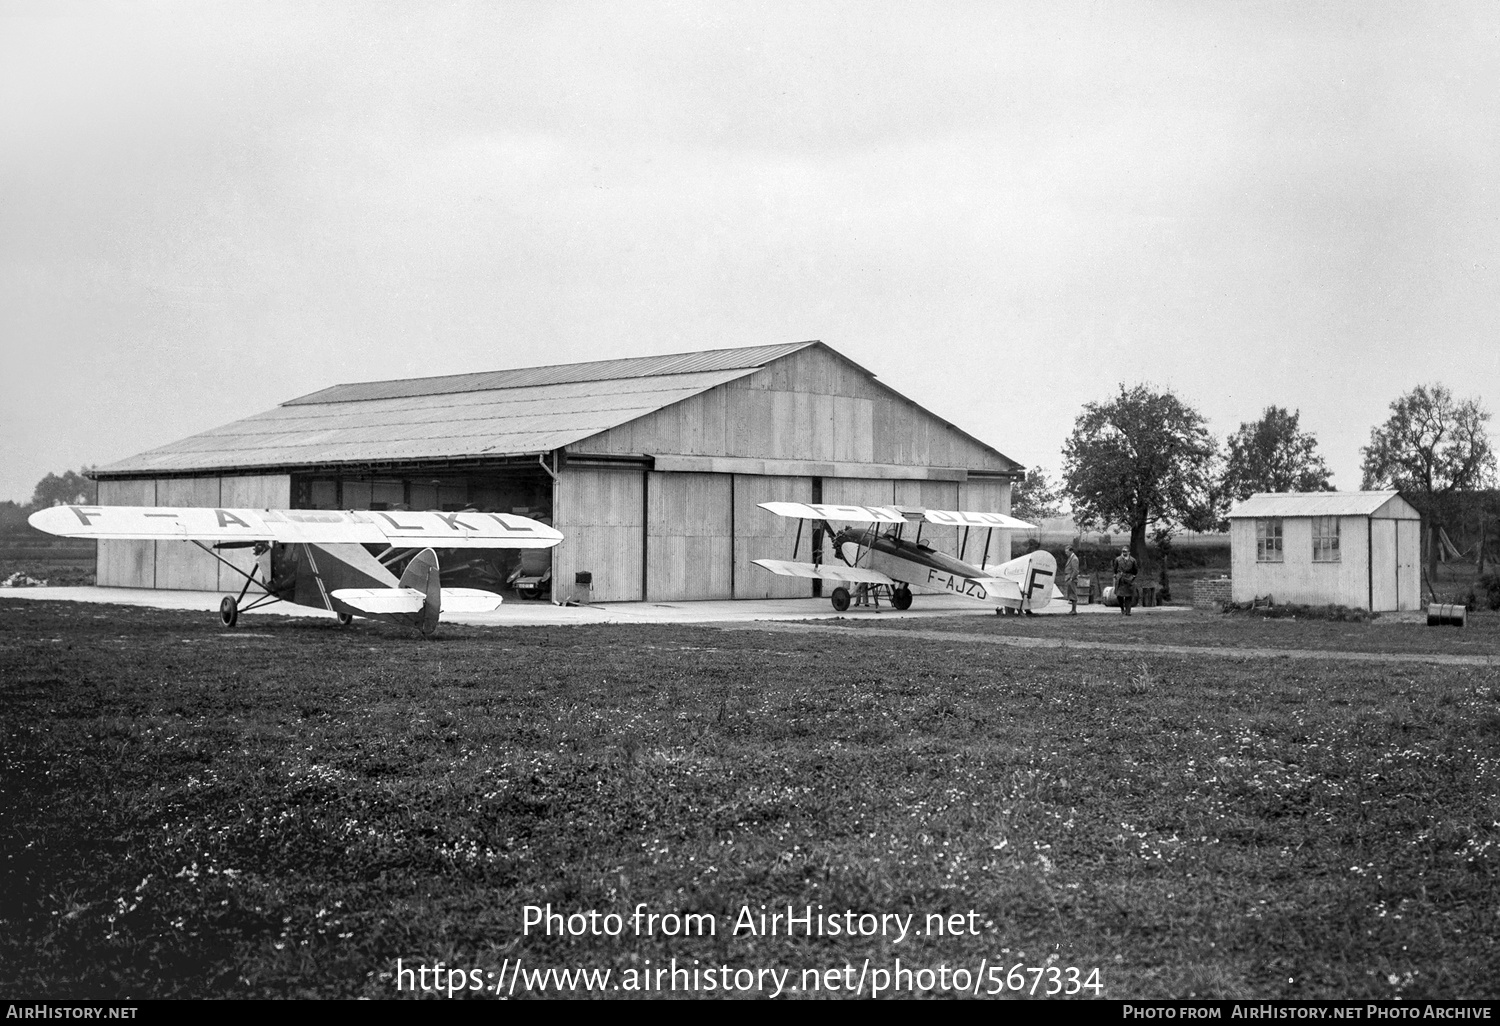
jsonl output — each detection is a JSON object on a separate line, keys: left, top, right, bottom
{"left": 751, "top": 559, "right": 895, "bottom": 586}
{"left": 922, "top": 509, "right": 1036, "bottom": 530}
{"left": 757, "top": 502, "right": 907, "bottom": 524}
{"left": 28, "top": 506, "right": 562, "bottom": 548}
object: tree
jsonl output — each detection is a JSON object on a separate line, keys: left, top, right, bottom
{"left": 1010, "top": 466, "right": 1064, "bottom": 523}
{"left": 28, "top": 468, "right": 96, "bottom": 509}
{"left": 1360, "top": 384, "right": 1496, "bottom": 585}
{"left": 1222, "top": 406, "right": 1333, "bottom": 500}
{"left": 1061, "top": 384, "right": 1221, "bottom": 565}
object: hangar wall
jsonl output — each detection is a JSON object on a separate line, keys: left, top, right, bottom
{"left": 96, "top": 478, "right": 156, "bottom": 587}
{"left": 95, "top": 475, "right": 290, "bottom": 590}
{"left": 553, "top": 344, "right": 1015, "bottom": 602}
{"left": 551, "top": 471, "right": 1013, "bottom": 604}
{"left": 553, "top": 467, "right": 644, "bottom": 603}
{"left": 569, "top": 344, "right": 1012, "bottom": 474}
{"left": 646, "top": 472, "right": 732, "bottom": 601}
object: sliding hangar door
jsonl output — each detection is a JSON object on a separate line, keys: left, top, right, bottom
{"left": 553, "top": 466, "right": 1012, "bottom": 603}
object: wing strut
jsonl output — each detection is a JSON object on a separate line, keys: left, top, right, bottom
{"left": 191, "top": 541, "right": 284, "bottom": 613}
{"left": 793, "top": 518, "right": 803, "bottom": 560}
{"left": 981, "top": 527, "right": 993, "bottom": 567}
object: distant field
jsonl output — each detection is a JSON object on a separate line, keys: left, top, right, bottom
{"left": 0, "top": 550, "right": 95, "bottom": 587}
{"left": 1, "top": 601, "right": 1496, "bottom": 999}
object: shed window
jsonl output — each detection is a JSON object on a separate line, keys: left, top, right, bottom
{"left": 1312, "top": 517, "right": 1340, "bottom": 562}
{"left": 1256, "top": 519, "right": 1283, "bottom": 562}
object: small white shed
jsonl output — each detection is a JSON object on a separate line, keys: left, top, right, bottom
{"left": 1226, "top": 491, "right": 1422, "bottom": 611}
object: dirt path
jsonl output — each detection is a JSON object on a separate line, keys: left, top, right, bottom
{"left": 720, "top": 622, "right": 1500, "bottom": 667}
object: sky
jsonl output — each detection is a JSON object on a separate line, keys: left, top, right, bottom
{"left": 3, "top": 0, "right": 1498, "bottom": 504}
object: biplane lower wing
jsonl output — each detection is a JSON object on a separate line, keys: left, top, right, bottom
{"left": 751, "top": 559, "right": 894, "bottom": 586}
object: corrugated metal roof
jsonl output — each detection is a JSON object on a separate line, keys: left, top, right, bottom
{"left": 284, "top": 341, "right": 819, "bottom": 405}
{"left": 97, "top": 367, "right": 759, "bottom": 475}
{"left": 1227, "top": 491, "right": 1415, "bottom": 518}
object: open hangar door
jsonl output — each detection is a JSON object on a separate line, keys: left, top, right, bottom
{"left": 290, "top": 464, "right": 555, "bottom": 600}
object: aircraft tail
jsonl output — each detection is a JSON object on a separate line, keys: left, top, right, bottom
{"left": 398, "top": 547, "right": 442, "bottom": 635}
{"left": 982, "top": 550, "right": 1058, "bottom": 611}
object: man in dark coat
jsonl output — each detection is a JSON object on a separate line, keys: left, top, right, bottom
{"left": 1112, "top": 545, "right": 1139, "bottom": 616}
{"left": 1062, "top": 545, "right": 1080, "bottom": 615}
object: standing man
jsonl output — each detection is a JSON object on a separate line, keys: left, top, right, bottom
{"left": 1062, "top": 545, "right": 1080, "bottom": 615}
{"left": 1112, "top": 545, "right": 1139, "bottom": 616}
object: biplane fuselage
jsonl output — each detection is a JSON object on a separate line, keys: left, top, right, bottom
{"left": 751, "top": 502, "right": 1056, "bottom": 613}
{"left": 835, "top": 526, "right": 1056, "bottom": 611}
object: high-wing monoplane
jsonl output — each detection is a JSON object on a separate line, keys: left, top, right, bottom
{"left": 752, "top": 502, "right": 1057, "bottom": 614}
{"left": 28, "top": 505, "right": 563, "bottom": 636}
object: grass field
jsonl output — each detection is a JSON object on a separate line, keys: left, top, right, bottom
{"left": 2, "top": 600, "right": 1497, "bottom": 999}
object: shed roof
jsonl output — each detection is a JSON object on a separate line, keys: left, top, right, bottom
{"left": 1227, "top": 491, "right": 1418, "bottom": 519}
{"left": 96, "top": 340, "right": 964, "bottom": 478}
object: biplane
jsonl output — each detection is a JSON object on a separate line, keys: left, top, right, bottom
{"left": 27, "top": 505, "right": 563, "bottom": 636}
{"left": 752, "top": 502, "right": 1057, "bottom": 614}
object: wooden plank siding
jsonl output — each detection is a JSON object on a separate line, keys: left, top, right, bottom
{"left": 153, "top": 477, "right": 223, "bottom": 590}
{"left": 564, "top": 346, "right": 1017, "bottom": 601}
{"left": 645, "top": 472, "right": 732, "bottom": 601}
{"left": 569, "top": 344, "right": 1013, "bottom": 475}
{"left": 733, "top": 474, "right": 814, "bottom": 599}
{"left": 959, "top": 478, "right": 1013, "bottom": 563}
{"left": 217, "top": 475, "right": 291, "bottom": 591}
{"left": 96, "top": 479, "right": 156, "bottom": 588}
{"left": 554, "top": 467, "right": 645, "bottom": 602}
{"left": 97, "top": 474, "right": 293, "bottom": 590}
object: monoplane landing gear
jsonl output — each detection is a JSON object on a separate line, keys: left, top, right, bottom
{"left": 830, "top": 587, "right": 851, "bottom": 612}
{"left": 891, "top": 586, "right": 913, "bottom": 611}
{"left": 336, "top": 612, "right": 354, "bottom": 627}
{"left": 219, "top": 596, "right": 239, "bottom": 628}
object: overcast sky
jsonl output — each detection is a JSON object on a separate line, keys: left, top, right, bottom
{"left": 3, "top": 1, "right": 1497, "bottom": 504}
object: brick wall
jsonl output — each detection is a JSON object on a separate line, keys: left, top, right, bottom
{"left": 1193, "top": 577, "right": 1233, "bottom": 610}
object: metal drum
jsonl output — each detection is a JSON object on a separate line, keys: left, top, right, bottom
{"left": 1426, "top": 603, "right": 1467, "bottom": 627}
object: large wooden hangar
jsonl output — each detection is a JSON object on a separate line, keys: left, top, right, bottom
{"left": 90, "top": 341, "right": 1023, "bottom": 602}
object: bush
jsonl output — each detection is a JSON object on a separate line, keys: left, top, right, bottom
{"left": 1479, "top": 572, "right": 1500, "bottom": 611}
{"left": 1221, "top": 600, "right": 1377, "bottom": 623}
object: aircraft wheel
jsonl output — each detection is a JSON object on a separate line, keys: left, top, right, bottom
{"left": 891, "top": 587, "right": 913, "bottom": 611}
{"left": 337, "top": 612, "right": 354, "bottom": 626}
{"left": 830, "top": 587, "right": 850, "bottom": 612}
{"left": 219, "top": 596, "right": 238, "bottom": 628}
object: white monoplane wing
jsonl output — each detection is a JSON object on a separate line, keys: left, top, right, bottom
{"left": 751, "top": 560, "right": 895, "bottom": 586}
{"left": 29, "top": 506, "right": 562, "bottom": 549}
{"left": 757, "top": 502, "right": 908, "bottom": 524}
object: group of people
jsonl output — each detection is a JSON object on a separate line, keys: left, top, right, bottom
{"left": 1059, "top": 544, "right": 1140, "bottom": 616}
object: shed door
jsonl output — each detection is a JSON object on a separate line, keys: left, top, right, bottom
{"left": 1370, "top": 519, "right": 1397, "bottom": 611}
{"left": 1395, "top": 520, "right": 1420, "bottom": 611}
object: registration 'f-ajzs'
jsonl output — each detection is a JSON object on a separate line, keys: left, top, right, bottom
{"left": 752, "top": 502, "right": 1057, "bottom": 614}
